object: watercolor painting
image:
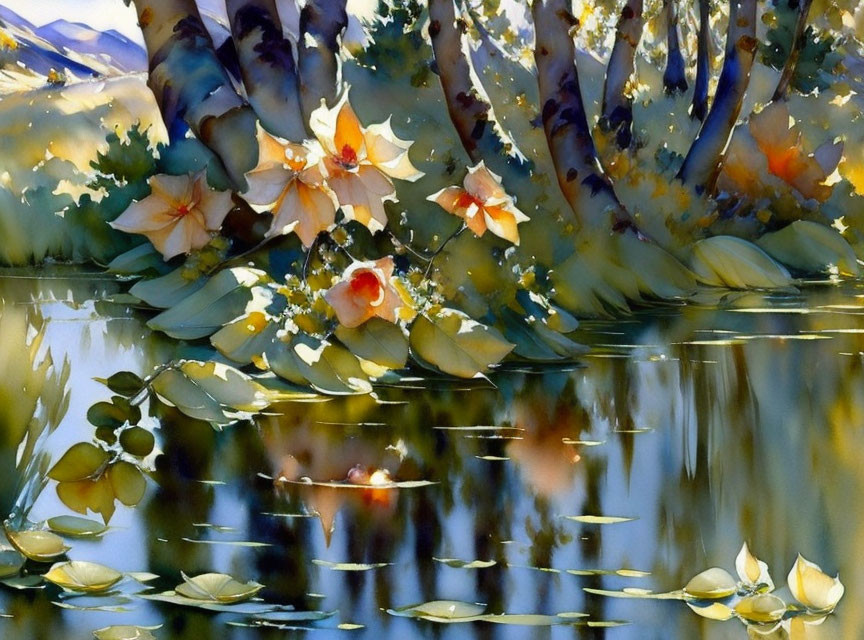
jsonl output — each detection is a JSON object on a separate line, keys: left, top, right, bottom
{"left": 0, "top": 0, "right": 861, "bottom": 638}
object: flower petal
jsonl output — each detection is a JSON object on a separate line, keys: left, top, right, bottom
{"left": 787, "top": 554, "right": 844, "bottom": 612}
{"left": 149, "top": 174, "right": 194, "bottom": 209}
{"left": 364, "top": 118, "right": 423, "bottom": 181}
{"left": 110, "top": 195, "right": 176, "bottom": 233}
{"left": 269, "top": 182, "right": 337, "bottom": 247}
{"left": 464, "top": 161, "right": 507, "bottom": 202}
{"left": 325, "top": 280, "right": 375, "bottom": 328}
{"left": 483, "top": 204, "right": 525, "bottom": 245}
{"left": 197, "top": 187, "right": 234, "bottom": 230}
{"left": 427, "top": 186, "right": 467, "bottom": 215}
{"left": 243, "top": 165, "right": 293, "bottom": 208}
{"left": 334, "top": 99, "right": 365, "bottom": 159}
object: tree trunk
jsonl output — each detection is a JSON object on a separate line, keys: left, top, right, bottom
{"left": 532, "top": 0, "right": 634, "bottom": 232}
{"left": 663, "top": 0, "right": 688, "bottom": 94}
{"left": 601, "top": 0, "right": 644, "bottom": 148}
{"left": 677, "top": 0, "right": 757, "bottom": 192}
{"left": 297, "top": 0, "right": 348, "bottom": 127}
{"left": 691, "top": 0, "right": 711, "bottom": 120}
{"left": 226, "top": 0, "right": 306, "bottom": 141}
{"left": 133, "top": 0, "right": 258, "bottom": 189}
{"left": 772, "top": 0, "right": 815, "bottom": 101}
{"left": 428, "top": 0, "right": 494, "bottom": 163}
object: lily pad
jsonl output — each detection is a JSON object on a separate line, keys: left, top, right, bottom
{"left": 389, "top": 600, "right": 487, "bottom": 621}
{"left": 312, "top": 560, "right": 391, "bottom": 571}
{"left": 44, "top": 561, "right": 123, "bottom": 592}
{"left": 46, "top": 516, "right": 108, "bottom": 538}
{"left": 684, "top": 567, "right": 738, "bottom": 599}
{"left": 5, "top": 529, "right": 69, "bottom": 562}
{"left": 174, "top": 572, "right": 264, "bottom": 603}
{"left": 93, "top": 625, "right": 160, "bottom": 640}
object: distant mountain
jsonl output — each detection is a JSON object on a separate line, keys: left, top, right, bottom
{"left": 0, "top": 5, "right": 146, "bottom": 79}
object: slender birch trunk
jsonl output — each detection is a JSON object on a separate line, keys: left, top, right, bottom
{"left": 772, "top": 0, "right": 815, "bottom": 101}
{"left": 532, "top": 0, "right": 634, "bottom": 232}
{"left": 601, "top": 0, "right": 644, "bottom": 148}
{"left": 297, "top": 0, "right": 347, "bottom": 127}
{"left": 132, "top": 0, "right": 258, "bottom": 189}
{"left": 691, "top": 0, "right": 711, "bottom": 120}
{"left": 677, "top": 0, "right": 758, "bottom": 192}
{"left": 663, "top": 0, "right": 688, "bottom": 94}
{"left": 226, "top": 0, "right": 306, "bottom": 141}
{"left": 428, "top": 0, "right": 494, "bottom": 163}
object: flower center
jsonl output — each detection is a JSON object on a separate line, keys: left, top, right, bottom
{"left": 349, "top": 270, "right": 383, "bottom": 305}
{"left": 338, "top": 144, "right": 359, "bottom": 169}
{"left": 175, "top": 203, "right": 191, "bottom": 217}
{"left": 456, "top": 192, "right": 484, "bottom": 211}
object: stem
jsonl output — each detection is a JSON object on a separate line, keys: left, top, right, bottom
{"left": 386, "top": 229, "right": 433, "bottom": 263}
{"left": 677, "top": 0, "right": 758, "bottom": 192}
{"left": 601, "top": 0, "right": 645, "bottom": 148}
{"left": 428, "top": 0, "right": 494, "bottom": 163}
{"left": 663, "top": 0, "right": 688, "bottom": 95}
{"left": 424, "top": 223, "right": 466, "bottom": 278}
{"left": 226, "top": 0, "right": 306, "bottom": 141}
{"left": 297, "top": 0, "right": 348, "bottom": 130}
{"left": 532, "top": 0, "right": 634, "bottom": 233}
{"left": 691, "top": 0, "right": 711, "bottom": 120}
{"left": 303, "top": 233, "right": 322, "bottom": 281}
{"left": 772, "top": 0, "right": 814, "bottom": 101}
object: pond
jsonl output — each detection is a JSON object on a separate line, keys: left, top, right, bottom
{"left": 0, "top": 268, "right": 861, "bottom": 639}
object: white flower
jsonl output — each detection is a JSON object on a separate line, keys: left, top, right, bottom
{"left": 736, "top": 542, "right": 774, "bottom": 591}
{"left": 787, "top": 554, "right": 844, "bottom": 612}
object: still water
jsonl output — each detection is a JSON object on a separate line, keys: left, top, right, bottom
{"left": 0, "top": 269, "right": 862, "bottom": 639}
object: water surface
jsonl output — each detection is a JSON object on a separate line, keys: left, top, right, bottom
{"left": 1, "top": 269, "right": 862, "bottom": 639}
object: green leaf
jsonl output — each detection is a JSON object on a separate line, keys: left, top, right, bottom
{"left": 285, "top": 335, "right": 372, "bottom": 395}
{"left": 107, "top": 244, "right": 168, "bottom": 276}
{"left": 690, "top": 236, "right": 793, "bottom": 289}
{"left": 335, "top": 318, "right": 409, "bottom": 369}
{"left": 86, "top": 399, "right": 140, "bottom": 429}
{"left": 756, "top": 220, "right": 860, "bottom": 277}
{"left": 108, "top": 461, "right": 147, "bottom": 507}
{"left": 409, "top": 310, "right": 514, "bottom": 378}
{"left": 148, "top": 268, "right": 266, "bottom": 340}
{"left": 101, "top": 372, "right": 145, "bottom": 397}
{"left": 151, "top": 361, "right": 271, "bottom": 425}
{"left": 211, "top": 312, "right": 280, "bottom": 365}
{"left": 119, "top": 427, "right": 155, "bottom": 457}
{"left": 130, "top": 267, "right": 207, "bottom": 309}
{"left": 46, "top": 516, "right": 108, "bottom": 538}
{"left": 48, "top": 443, "right": 110, "bottom": 482}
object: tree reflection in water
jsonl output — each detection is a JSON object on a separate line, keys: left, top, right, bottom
{"left": 1, "top": 273, "right": 863, "bottom": 638}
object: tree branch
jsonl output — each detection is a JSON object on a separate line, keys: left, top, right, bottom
{"left": 601, "top": 0, "right": 644, "bottom": 148}
{"left": 677, "top": 0, "right": 757, "bottom": 192}
{"left": 772, "top": 0, "right": 814, "bottom": 101}
{"left": 691, "top": 0, "right": 710, "bottom": 120}
{"left": 226, "top": 0, "right": 306, "bottom": 141}
{"left": 133, "top": 0, "right": 258, "bottom": 189}
{"left": 532, "top": 0, "right": 634, "bottom": 232}
{"left": 297, "top": 0, "right": 348, "bottom": 128}
{"left": 663, "top": 0, "right": 688, "bottom": 95}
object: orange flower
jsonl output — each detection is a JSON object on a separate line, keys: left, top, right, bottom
{"left": 241, "top": 124, "right": 338, "bottom": 247}
{"left": 110, "top": 172, "right": 232, "bottom": 260}
{"left": 427, "top": 162, "right": 529, "bottom": 245}
{"left": 748, "top": 102, "right": 841, "bottom": 202}
{"left": 324, "top": 257, "right": 402, "bottom": 328}
{"left": 310, "top": 92, "right": 423, "bottom": 233}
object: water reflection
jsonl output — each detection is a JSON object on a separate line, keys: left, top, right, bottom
{"left": 1, "top": 270, "right": 863, "bottom": 638}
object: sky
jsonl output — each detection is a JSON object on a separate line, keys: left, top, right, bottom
{"left": 0, "top": 0, "right": 144, "bottom": 43}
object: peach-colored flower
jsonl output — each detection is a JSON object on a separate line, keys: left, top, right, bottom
{"left": 241, "top": 124, "right": 338, "bottom": 247}
{"left": 310, "top": 92, "right": 423, "bottom": 234}
{"left": 719, "top": 102, "right": 842, "bottom": 204}
{"left": 427, "top": 162, "right": 529, "bottom": 245}
{"left": 324, "top": 257, "right": 402, "bottom": 328}
{"left": 110, "top": 172, "right": 232, "bottom": 260}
